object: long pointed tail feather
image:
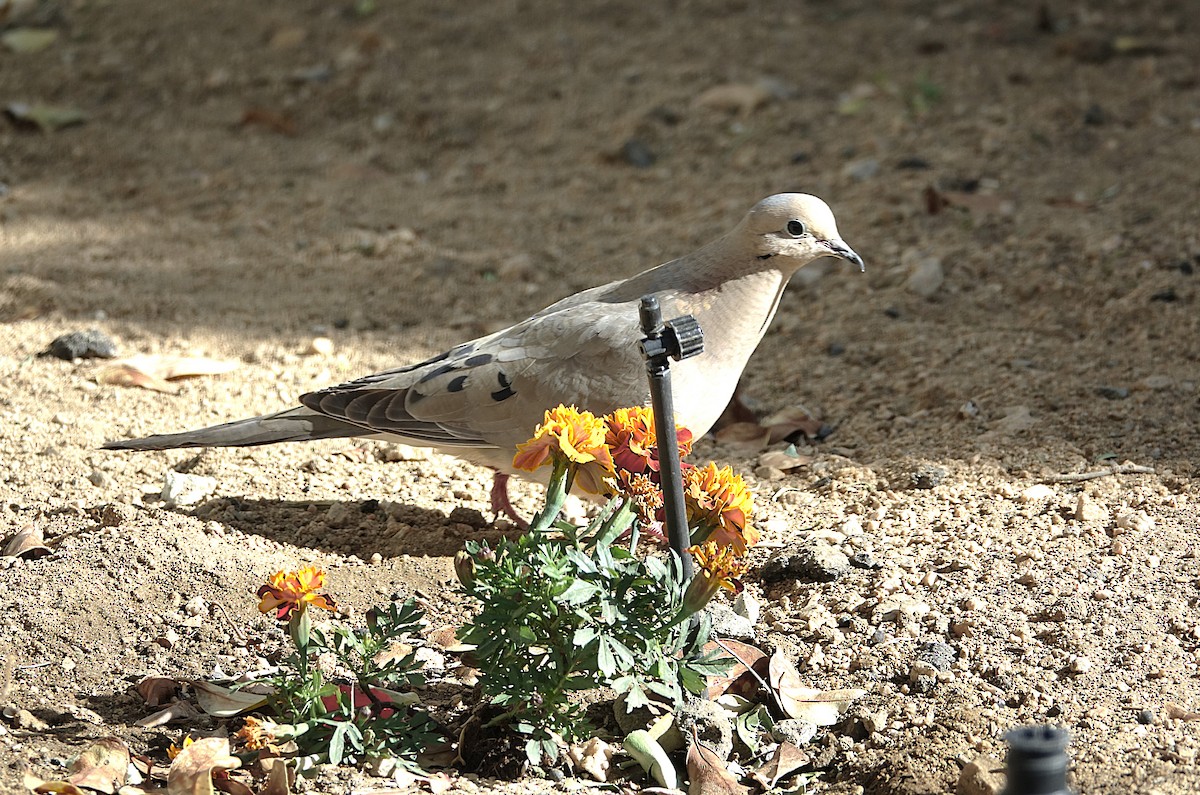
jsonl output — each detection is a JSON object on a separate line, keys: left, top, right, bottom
{"left": 102, "top": 407, "right": 373, "bottom": 451}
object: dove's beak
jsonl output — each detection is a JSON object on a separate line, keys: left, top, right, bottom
{"left": 825, "top": 239, "right": 865, "bottom": 272}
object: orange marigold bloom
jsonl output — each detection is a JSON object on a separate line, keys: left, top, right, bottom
{"left": 257, "top": 565, "right": 337, "bottom": 621}
{"left": 604, "top": 406, "right": 693, "bottom": 479}
{"left": 683, "top": 463, "right": 758, "bottom": 554}
{"left": 683, "top": 541, "right": 748, "bottom": 612}
{"left": 512, "top": 405, "right": 614, "bottom": 493}
{"left": 233, "top": 716, "right": 280, "bottom": 752}
{"left": 167, "top": 735, "right": 194, "bottom": 760}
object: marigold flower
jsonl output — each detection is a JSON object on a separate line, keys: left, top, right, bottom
{"left": 682, "top": 541, "right": 748, "bottom": 612}
{"left": 512, "top": 405, "right": 614, "bottom": 493}
{"left": 604, "top": 406, "right": 693, "bottom": 479}
{"left": 233, "top": 716, "right": 281, "bottom": 752}
{"left": 683, "top": 463, "right": 758, "bottom": 554}
{"left": 257, "top": 565, "right": 337, "bottom": 621}
{"left": 167, "top": 735, "right": 194, "bottom": 760}
{"left": 610, "top": 469, "right": 664, "bottom": 526}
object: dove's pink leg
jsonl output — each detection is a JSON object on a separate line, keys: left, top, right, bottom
{"left": 489, "top": 472, "right": 529, "bottom": 529}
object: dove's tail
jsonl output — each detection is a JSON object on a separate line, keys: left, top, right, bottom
{"left": 103, "top": 407, "right": 374, "bottom": 451}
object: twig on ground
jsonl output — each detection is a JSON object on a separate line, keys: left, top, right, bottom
{"left": 1044, "top": 463, "right": 1155, "bottom": 484}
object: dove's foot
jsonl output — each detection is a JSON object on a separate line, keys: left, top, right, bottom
{"left": 489, "top": 472, "right": 529, "bottom": 529}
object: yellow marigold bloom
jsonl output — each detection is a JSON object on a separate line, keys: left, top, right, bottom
{"left": 512, "top": 405, "right": 614, "bottom": 493}
{"left": 683, "top": 463, "right": 758, "bottom": 554}
{"left": 257, "top": 565, "right": 337, "bottom": 621}
{"left": 167, "top": 735, "right": 194, "bottom": 760}
{"left": 683, "top": 541, "right": 748, "bottom": 612}
{"left": 604, "top": 406, "right": 693, "bottom": 478}
{"left": 233, "top": 716, "right": 280, "bottom": 752}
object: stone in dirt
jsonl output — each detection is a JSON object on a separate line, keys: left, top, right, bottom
{"left": 957, "top": 754, "right": 1004, "bottom": 795}
{"left": 760, "top": 540, "right": 851, "bottom": 583}
{"left": 43, "top": 329, "right": 118, "bottom": 360}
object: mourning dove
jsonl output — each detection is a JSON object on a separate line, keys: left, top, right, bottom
{"left": 105, "top": 193, "right": 862, "bottom": 520}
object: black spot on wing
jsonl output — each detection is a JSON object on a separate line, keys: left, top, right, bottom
{"left": 464, "top": 353, "right": 493, "bottom": 367}
{"left": 417, "top": 363, "right": 457, "bottom": 384}
{"left": 491, "top": 371, "right": 515, "bottom": 402}
{"left": 447, "top": 375, "right": 468, "bottom": 393}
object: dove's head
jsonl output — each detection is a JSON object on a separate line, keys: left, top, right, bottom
{"left": 741, "top": 193, "right": 864, "bottom": 272}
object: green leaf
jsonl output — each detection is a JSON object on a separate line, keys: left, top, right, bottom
{"left": 560, "top": 578, "right": 598, "bottom": 605}
{"left": 572, "top": 627, "right": 597, "bottom": 647}
{"left": 328, "top": 722, "right": 348, "bottom": 765}
{"left": 597, "top": 637, "right": 616, "bottom": 678}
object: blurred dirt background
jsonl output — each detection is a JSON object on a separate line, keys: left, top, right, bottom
{"left": 1, "top": 0, "right": 1199, "bottom": 793}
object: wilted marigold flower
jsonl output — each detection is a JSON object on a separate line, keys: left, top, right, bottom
{"left": 684, "top": 463, "right": 759, "bottom": 554}
{"left": 604, "top": 406, "right": 693, "bottom": 479}
{"left": 610, "top": 469, "right": 664, "bottom": 526}
{"left": 257, "top": 565, "right": 337, "bottom": 621}
{"left": 234, "top": 716, "right": 281, "bottom": 752}
{"left": 682, "top": 541, "right": 748, "bottom": 612}
{"left": 512, "top": 405, "right": 614, "bottom": 494}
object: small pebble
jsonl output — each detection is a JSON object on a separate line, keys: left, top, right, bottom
{"left": 306, "top": 336, "right": 334, "bottom": 356}
{"left": 1070, "top": 655, "right": 1092, "bottom": 674}
{"left": 1137, "top": 709, "right": 1155, "bottom": 725}
{"left": 916, "top": 641, "right": 956, "bottom": 672}
{"left": 1020, "top": 484, "right": 1056, "bottom": 503}
{"left": 909, "top": 465, "right": 946, "bottom": 490}
{"left": 620, "top": 138, "right": 656, "bottom": 168}
{"left": 184, "top": 596, "right": 207, "bottom": 617}
{"left": 1095, "top": 385, "right": 1129, "bottom": 400}
{"left": 905, "top": 255, "right": 945, "bottom": 298}
{"left": 771, "top": 718, "right": 818, "bottom": 746}
{"left": 760, "top": 540, "right": 850, "bottom": 583}
{"left": 842, "top": 157, "right": 880, "bottom": 181}
{"left": 44, "top": 329, "right": 118, "bottom": 360}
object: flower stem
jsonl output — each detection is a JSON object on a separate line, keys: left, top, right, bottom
{"left": 529, "top": 458, "right": 572, "bottom": 534}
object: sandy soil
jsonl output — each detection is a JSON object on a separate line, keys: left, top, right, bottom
{"left": 2, "top": 1, "right": 1199, "bottom": 793}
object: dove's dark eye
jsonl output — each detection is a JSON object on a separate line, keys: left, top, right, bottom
{"left": 786, "top": 220, "right": 807, "bottom": 237}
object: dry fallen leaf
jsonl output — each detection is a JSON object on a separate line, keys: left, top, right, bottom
{"left": 257, "top": 758, "right": 291, "bottom": 795}
{"left": 712, "top": 422, "right": 771, "bottom": 454}
{"left": 97, "top": 355, "right": 240, "bottom": 394}
{"left": 692, "top": 82, "right": 774, "bottom": 116}
{"left": 188, "top": 680, "right": 269, "bottom": 718}
{"left": 756, "top": 450, "right": 813, "bottom": 472}
{"left": 426, "top": 625, "right": 473, "bottom": 652}
{"left": 5, "top": 102, "right": 86, "bottom": 132}
{"left": 166, "top": 738, "right": 240, "bottom": 795}
{"left": 750, "top": 741, "right": 810, "bottom": 790}
{"left": 768, "top": 650, "right": 866, "bottom": 725}
{"left": 1164, "top": 703, "right": 1200, "bottom": 721}
{"left": 762, "top": 406, "right": 829, "bottom": 443}
{"left": 2, "top": 524, "right": 51, "bottom": 559}
{"left": 65, "top": 737, "right": 131, "bottom": 795}
{"left": 137, "top": 677, "right": 181, "bottom": 707}
{"left": 685, "top": 732, "right": 747, "bottom": 795}
{"left": 703, "top": 640, "right": 768, "bottom": 700}
{"left": 1, "top": 27, "right": 58, "bottom": 53}
{"left": 239, "top": 108, "right": 297, "bottom": 136}
{"left": 134, "top": 700, "right": 201, "bottom": 728}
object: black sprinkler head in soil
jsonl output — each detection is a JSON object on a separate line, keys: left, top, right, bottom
{"left": 1001, "top": 725, "right": 1074, "bottom": 795}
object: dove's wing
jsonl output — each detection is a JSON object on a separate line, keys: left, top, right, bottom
{"left": 299, "top": 288, "right": 650, "bottom": 454}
